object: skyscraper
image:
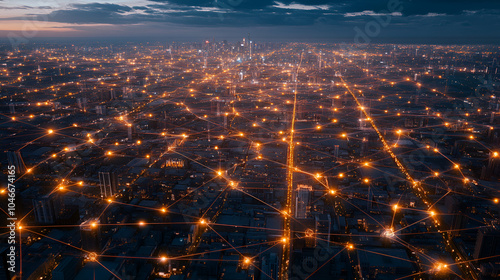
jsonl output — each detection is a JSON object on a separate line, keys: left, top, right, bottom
{"left": 295, "top": 184, "right": 312, "bottom": 219}
{"left": 315, "top": 214, "right": 331, "bottom": 246}
{"left": 473, "top": 226, "right": 500, "bottom": 263}
{"left": 80, "top": 219, "right": 102, "bottom": 252}
{"left": 7, "top": 150, "right": 26, "bottom": 174}
{"left": 33, "top": 193, "right": 62, "bottom": 224}
{"left": 98, "top": 171, "right": 118, "bottom": 198}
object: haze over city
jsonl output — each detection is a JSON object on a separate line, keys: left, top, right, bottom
{"left": 1, "top": 1, "right": 500, "bottom": 280}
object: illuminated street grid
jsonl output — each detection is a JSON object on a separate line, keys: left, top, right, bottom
{"left": 1, "top": 42, "right": 500, "bottom": 280}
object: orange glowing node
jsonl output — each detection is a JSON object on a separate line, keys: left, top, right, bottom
{"left": 281, "top": 237, "right": 288, "bottom": 243}
{"left": 48, "top": 129, "right": 54, "bottom": 134}
{"left": 244, "top": 257, "right": 251, "bottom": 264}
{"left": 392, "top": 204, "right": 399, "bottom": 211}
{"left": 160, "top": 256, "right": 168, "bottom": 262}
{"left": 363, "top": 178, "right": 369, "bottom": 183}
{"left": 138, "top": 221, "right": 145, "bottom": 226}
{"left": 329, "top": 189, "right": 336, "bottom": 195}
{"left": 107, "top": 151, "right": 112, "bottom": 156}
{"left": 199, "top": 219, "right": 207, "bottom": 225}
{"left": 339, "top": 173, "right": 344, "bottom": 178}
{"left": 78, "top": 181, "right": 84, "bottom": 186}
{"left": 429, "top": 211, "right": 436, "bottom": 217}
{"left": 161, "top": 207, "right": 167, "bottom": 213}
{"left": 137, "top": 140, "right": 141, "bottom": 145}
{"left": 493, "top": 152, "right": 499, "bottom": 158}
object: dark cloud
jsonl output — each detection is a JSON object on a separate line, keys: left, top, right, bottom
{"left": 3, "top": 0, "right": 499, "bottom": 42}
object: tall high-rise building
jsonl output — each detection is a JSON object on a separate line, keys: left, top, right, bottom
{"left": 315, "top": 214, "right": 331, "bottom": 246}
{"left": 7, "top": 150, "right": 26, "bottom": 174}
{"left": 98, "top": 171, "right": 118, "bottom": 198}
{"left": 295, "top": 184, "right": 312, "bottom": 219}
{"left": 33, "top": 193, "right": 62, "bottom": 224}
{"left": 80, "top": 219, "right": 102, "bottom": 252}
{"left": 473, "top": 226, "right": 500, "bottom": 263}
{"left": 261, "top": 253, "right": 278, "bottom": 280}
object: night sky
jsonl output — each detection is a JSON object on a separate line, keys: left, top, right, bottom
{"left": 0, "top": 0, "right": 499, "bottom": 43}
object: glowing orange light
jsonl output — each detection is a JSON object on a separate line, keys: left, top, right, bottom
{"left": 48, "top": 129, "right": 54, "bottom": 134}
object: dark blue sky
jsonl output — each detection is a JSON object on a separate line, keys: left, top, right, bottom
{"left": 1, "top": 0, "right": 499, "bottom": 43}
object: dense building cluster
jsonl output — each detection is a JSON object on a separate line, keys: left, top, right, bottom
{"left": 0, "top": 41, "right": 499, "bottom": 280}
